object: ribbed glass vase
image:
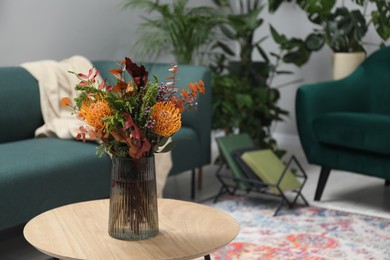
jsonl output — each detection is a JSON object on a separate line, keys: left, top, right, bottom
{"left": 108, "top": 155, "right": 159, "bottom": 240}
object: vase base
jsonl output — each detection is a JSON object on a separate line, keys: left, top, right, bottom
{"left": 109, "top": 229, "right": 159, "bottom": 241}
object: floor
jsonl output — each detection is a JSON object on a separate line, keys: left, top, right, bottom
{"left": 1, "top": 133, "right": 389, "bottom": 260}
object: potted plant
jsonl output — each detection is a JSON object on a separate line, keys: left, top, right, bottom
{"left": 210, "top": 0, "right": 306, "bottom": 156}
{"left": 123, "top": 0, "right": 300, "bottom": 155}
{"left": 122, "top": 0, "right": 220, "bottom": 65}
{"left": 269, "top": 0, "right": 390, "bottom": 79}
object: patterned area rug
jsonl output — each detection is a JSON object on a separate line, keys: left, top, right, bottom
{"left": 203, "top": 196, "right": 390, "bottom": 260}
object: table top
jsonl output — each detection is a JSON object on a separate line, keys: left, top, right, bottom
{"left": 24, "top": 199, "right": 239, "bottom": 260}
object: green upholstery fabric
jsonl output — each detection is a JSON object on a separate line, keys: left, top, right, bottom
{"left": 0, "top": 138, "right": 111, "bottom": 230}
{"left": 93, "top": 61, "right": 212, "bottom": 176}
{"left": 170, "top": 127, "right": 200, "bottom": 174}
{"left": 313, "top": 112, "right": 390, "bottom": 155}
{"left": 296, "top": 46, "right": 390, "bottom": 184}
{"left": 0, "top": 67, "right": 43, "bottom": 143}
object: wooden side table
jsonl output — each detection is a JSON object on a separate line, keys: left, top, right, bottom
{"left": 24, "top": 199, "right": 239, "bottom": 260}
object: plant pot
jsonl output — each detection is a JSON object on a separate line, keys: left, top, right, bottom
{"left": 332, "top": 52, "right": 366, "bottom": 80}
{"left": 108, "top": 155, "right": 159, "bottom": 240}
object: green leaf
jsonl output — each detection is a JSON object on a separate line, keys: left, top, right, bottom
{"left": 281, "top": 39, "right": 311, "bottom": 66}
{"left": 216, "top": 41, "right": 236, "bottom": 56}
{"left": 275, "top": 70, "right": 293, "bottom": 75}
{"left": 283, "top": 48, "right": 311, "bottom": 67}
{"left": 268, "top": 0, "right": 286, "bottom": 13}
{"left": 255, "top": 43, "right": 270, "bottom": 63}
{"left": 351, "top": 0, "right": 365, "bottom": 6}
{"left": 211, "top": 0, "right": 230, "bottom": 8}
{"left": 220, "top": 24, "right": 236, "bottom": 40}
{"left": 270, "top": 25, "right": 287, "bottom": 45}
{"left": 323, "top": 7, "right": 368, "bottom": 52}
{"left": 371, "top": 2, "right": 390, "bottom": 41}
{"left": 297, "top": 0, "right": 336, "bottom": 14}
{"left": 236, "top": 94, "right": 253, "bottom": 108}
{"left": 305, "top": 33, "right": 325, "bottom": 51}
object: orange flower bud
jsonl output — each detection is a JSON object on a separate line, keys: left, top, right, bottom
{"left": 60, "top": 97, "right": 72, "bottom": 107}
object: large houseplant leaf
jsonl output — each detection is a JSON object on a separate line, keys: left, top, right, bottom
{"left": 305, "top": 33, "right": 325, "bottom": 51}
{"left": 270, "top": 25, "right": 312, "bottom": 66}
{"left": 297, "top": 0, "right": 335, "bottom": 14}
{"left": 371, "top": 1, "right": 390, "bottom": 41}
{"left": 324, "top": 7, "right": 367, "bottom": 52}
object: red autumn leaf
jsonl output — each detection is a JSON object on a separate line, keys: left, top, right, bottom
{"left": 78, "top": 67, "right": 94, "bottom": 79}
{"left": 109, "top": 68, "right": 124, "bottom": 82}
{"left": 124, "top": 57, "right": 148, "bottom": 87}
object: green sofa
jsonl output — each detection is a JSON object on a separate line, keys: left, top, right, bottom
{"left": 296, "top": 46, "right": 390, "bottom": 201}
{"left": 0, "top": 60, "right": 211, "bottom": 231}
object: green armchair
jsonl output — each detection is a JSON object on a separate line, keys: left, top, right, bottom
{"left": 296, "top": 46, "right": 390, "bottom": 201}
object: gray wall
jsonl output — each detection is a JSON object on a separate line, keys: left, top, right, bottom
{"left": 0, "top": 0, "right": 141, "bottom": 66}
{"left": 1, "top": 0, "right": 388, "bottom": 136}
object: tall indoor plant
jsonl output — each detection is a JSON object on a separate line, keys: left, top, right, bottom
{"left": 211, "top": 0, "right": 306, "bottom": 155}
{"left": 122, "top": 0, "right": 220, "bottom": 65}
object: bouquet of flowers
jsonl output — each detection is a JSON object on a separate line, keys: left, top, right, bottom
{"left": 61, "top": 57, "right": 205, "bottom": 159}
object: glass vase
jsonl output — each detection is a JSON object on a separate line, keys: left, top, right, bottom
{"left": 108, "top": 155, "right": 159, "bottom": 240}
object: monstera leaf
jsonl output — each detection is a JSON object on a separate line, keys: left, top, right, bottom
{"left": 371, "top": 1, "right": 390, "bottom": 42}
{"left": 323, "top": 7, "right": 367, "bottom": 52}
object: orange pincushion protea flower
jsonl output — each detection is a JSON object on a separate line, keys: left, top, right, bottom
{"left": 79, "top": 99, "right": 112, "bottom": 130}
{"left": 151, "top": 102, "right": 181, "bottom": 137}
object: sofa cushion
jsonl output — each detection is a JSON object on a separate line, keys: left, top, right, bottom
{"left": 0, "top": 137, "right": 111, "bottom": 230}
{"left": 0, "top": 67, "right": 43, "bottom": 143}
{"left": 170, "top": 127, "right": 200, "bottom": 175}
{"left": 313, "top": 112, "right": 390, "bottom": 155}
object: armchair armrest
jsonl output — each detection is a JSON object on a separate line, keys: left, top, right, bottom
{"left": 296, "top": 67, "right": 369, "bottom": 158}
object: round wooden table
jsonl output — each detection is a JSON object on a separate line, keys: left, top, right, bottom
{"left": 24, "top": 199, "right": 239, "bottom": 259}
